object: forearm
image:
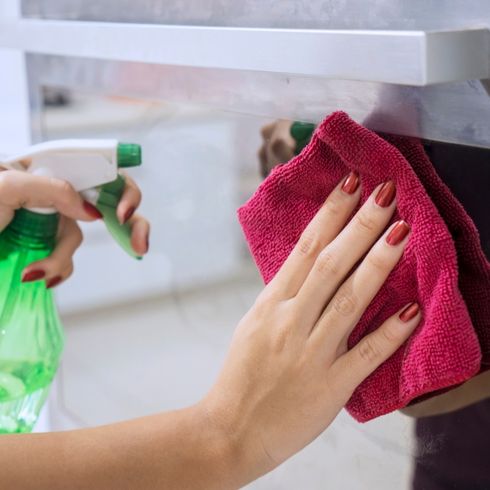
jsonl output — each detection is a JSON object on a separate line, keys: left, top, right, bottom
{"left": 0, "top": 405, "right": 250, "bottom": 490}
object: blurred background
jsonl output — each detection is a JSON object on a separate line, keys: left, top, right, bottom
{"left": 40, "top": 88, "right": 416, "bottom": 490}
{"left": 0, "top": 1, "right": 424, "bottom": 488}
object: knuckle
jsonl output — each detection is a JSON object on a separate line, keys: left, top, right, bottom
{"left": 135, "top": 186, "right": 143, "bottom": 202}
{"left": 0, "top": 172, "right": 15, "bottom": 197}
{"left": 322, "top": 197, "right": 343, "bottom": 218}
{"left": 253, "top": 299, "right": 297, "bottom": 354}
{"left": 358, "top": 338, "right": 381, "bottom": 364}
{"left": 47, "top": 257, "right": 62, "bottom": 272}
{"left": 366, "top": 250, "right": 387, "bottom": 272}
{"left": 332, "top": 288, "right": 357, "bottom": 317}
{"left": 252, "top": 291, "right": 279, "bottom": 319}
{"left": 316, "top": 249, "right": 340, "bottom": 277}
{"left": 380, "top": 324, "right": 400, "bottom": 344}
{"left": 74, "top": 228, "right": 84, "bottom": 248}
{"left": 252, "top": 296, "right": 271, "bottom": 318}
{"left": 53, "top": 179, "right": 75, "bottom": 206}
{"left": 256, "top": 284, "right": 280, "bottom": 306}
{"left": 297, "top": 231, "right": 322, "bottom": 258}
{"left": 260, "top": 123, "right": 273, "bottom": 139}
{"left": 355, "top": 211, "right": 377, "bottom": 234}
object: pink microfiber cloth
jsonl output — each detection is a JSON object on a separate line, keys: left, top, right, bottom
{"left": 238, "top": 111, "right": 490, "bottom": 422}
{"left": 383, "top": 135, "right": 490, "bottom": 374}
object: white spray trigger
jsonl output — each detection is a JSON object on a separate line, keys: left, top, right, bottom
{"left": 30, "top": 152, "right": 116, "bottom": 192}
{"left": 0, "top": 139, "right": 142, "bottom": 259}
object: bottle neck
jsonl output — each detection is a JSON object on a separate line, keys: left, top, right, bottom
{"left": 2, "top": 209, "right": 59, "bottom": 250}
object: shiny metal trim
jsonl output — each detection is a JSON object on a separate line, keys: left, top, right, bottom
{"left": 0, "top": 19, "right": 488, "bottom": 85}
{"left": 27, "top": 54, "right": 490, "bottom": 149}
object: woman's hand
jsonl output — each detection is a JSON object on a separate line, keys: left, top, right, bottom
{"left": 0, "top": 168, "right": 149, "bottom": 288}
{"left": 201, "top": 173, "right": 420, "bottom": 486}
{"left": 0, "top": 174, "right": 419, "bottom": 490}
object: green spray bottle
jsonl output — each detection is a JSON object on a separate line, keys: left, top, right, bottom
{"left": 0, "top": 139, "right": 141, "bottom": 433}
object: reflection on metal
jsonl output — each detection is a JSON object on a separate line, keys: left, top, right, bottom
{"left": 0, "top": 20, "right": 487, "bottom": 85}
{"left": 9, "top": 1, "right": 490, "bottom": 147}
{"left": 30, "top": 55, "right": 490, "bottom": 149}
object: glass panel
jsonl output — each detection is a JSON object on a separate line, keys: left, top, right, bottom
{"left": 41, "top": 89, "right": 416, "bottom": 489}
{"left": 40, "top": 90, "right": 264, "bottom": 311}
{"left": 38, "top": 89, "right": 490, "bottom": 490}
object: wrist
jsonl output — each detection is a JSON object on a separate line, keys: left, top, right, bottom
{"left": 188, "top": 401, "right": 245, "bottom": 489}
{"left": 194, "top": 395, "right": 275, "bottom": 489}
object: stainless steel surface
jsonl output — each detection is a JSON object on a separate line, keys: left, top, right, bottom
{"left": 0, "top": 20, "right": 487, "bottom": 86}
{"left": 30, "top": 55, "right": 490, "bottom": 149}
{"left": 3, "top": 1, "right": 489, "bottom": 148}
{"left": 19, "top": 0, "right": 490, "bottom": 31}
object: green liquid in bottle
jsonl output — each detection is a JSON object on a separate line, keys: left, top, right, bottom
{"left": 0, "top": 209, "right": 64, "bottom": 434}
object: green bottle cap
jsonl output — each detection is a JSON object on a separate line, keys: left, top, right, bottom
{"left": 6, "top": 209, "right": 59, "bottom": 250}
{"left": 117, "top": 143, "right": 142, "bottom": 168}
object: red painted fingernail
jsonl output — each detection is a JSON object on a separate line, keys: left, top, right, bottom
{"left": 83, "top": 201, "right": 103, "bottom": 219}
{"left": 123, "top": 206, "right": 136, "bottom": 224}
{"left": 22, "top": 270, "right": 45, "bottom": 283}
{"left": 386, "top": 220, "right": 410, "bottom": 246}
{"left": 375, "top": 181, "right": 396, "bottom": 207}
{"left": 341, "top": 171, "right": 360, "bottom": 194}
{"left": 47, "top": 276, "right": 63, "bottom": 289}
{"left": 399, "top": 302, "right": 420, "bottom": 322}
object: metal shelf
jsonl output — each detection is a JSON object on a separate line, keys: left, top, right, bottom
{"left": 0, "top": 19, "right": 488, "bottom": 85}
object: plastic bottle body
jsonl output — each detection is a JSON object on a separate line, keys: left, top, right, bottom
{"left": 0, "top": 210, "right": 63, "bottom": 433}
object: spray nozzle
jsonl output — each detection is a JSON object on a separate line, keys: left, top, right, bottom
{"left": 0, "top": 139, "right": 143, "bottom": 259}
{"left": 117, "top": 143, "right": 142, "bottom": 168}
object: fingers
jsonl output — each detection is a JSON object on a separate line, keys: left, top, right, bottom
{"left": 267, "top": 172, "right": 361, "bottom": 299}
{"left": 21, "top": 217, "right": 83, "bottom": 288}
{"left": 1, "top": 168, "right": 148, "bottom": 285}
{"left": 258, "top": 145, "right": 270, "bottom": 178}
{"left": 295, "top": 181, "right": 397, "bottom": 326}
{"left": 260, "top": 122, "right": 276, "bottom": 139}
{"left": 268, "top": 138, "right": 295, "bottom": 164}
{"left": 129, "top": 213, "right": 150, "bottom": 256}
{"left": 258, "top": 120, "right": 296, "bottom": 178}
{"left": 331, "top": 302, "right": 421, "bottom": 396}
{"left": 0, "top": 169, "right": 101, "bottom": 225}
{"left": 20, "top": 212, "right": 150, "bottom": 288}
{"left": 116, "top": 173, "right": 142, "bottom": 225}
{"left": 311, "top": 219, "right": 411, "bottom": 348}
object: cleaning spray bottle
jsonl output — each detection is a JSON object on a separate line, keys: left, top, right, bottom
{"left": 0, "top": 139, "right": 141, "bottom": 433}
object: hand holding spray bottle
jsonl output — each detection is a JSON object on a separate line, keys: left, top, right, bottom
{"left": 0, "top": 139, "right": 141, "bottom": 433}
